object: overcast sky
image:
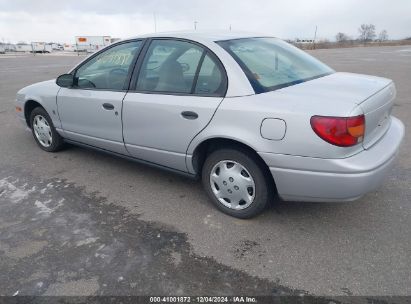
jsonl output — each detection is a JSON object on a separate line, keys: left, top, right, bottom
{"left": 0, "top": 0, "right": 410, "bottom": 44}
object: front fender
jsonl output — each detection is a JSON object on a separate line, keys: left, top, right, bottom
{"left": 16, "top": 80, "right": 62, "bottom": 129}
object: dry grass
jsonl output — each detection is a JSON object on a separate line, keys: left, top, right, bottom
{"left": 294, "top": 39, "right": 411, "bottom": 50}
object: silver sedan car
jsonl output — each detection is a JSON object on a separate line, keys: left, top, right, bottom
{"left": 16, "top": 32, "right": 404, "bottom": 218}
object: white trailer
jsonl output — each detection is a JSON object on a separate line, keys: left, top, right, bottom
{"left": 75, "top": 36, "right": 111, "bottom": 53}
{"left": 16, "top": 43, "right": 33, "bottom": 52}
{"left": 31, "top": 42, "right": 52, "bottom": 53}
{"left": 1, "top": 43, "right": 16, "bottom": 52}
{"left": 0, "top": 45, "right": 5, "bottom": 54}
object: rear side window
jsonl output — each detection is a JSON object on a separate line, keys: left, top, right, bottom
{"left": 194, "top": 54, "right": 224, "bottom": 95}
{"left": 217, "top": 37, "right": 334, "bottom": 93}
{"left": 136, "top": 39, "right": 227, "bottom": 96}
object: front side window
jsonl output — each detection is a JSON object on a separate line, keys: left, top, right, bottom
{"left": 75, "top": 41, "right": 142, "bottom": 90}
{"left": 217, "top": 37, "right": 334, "bottom": 93}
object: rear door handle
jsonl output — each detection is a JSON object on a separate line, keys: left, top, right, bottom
{"left": 181, "top": 111, "right": 198, "bottom": 120}
{"left": 102, "top": 103, "right": 114, "bottom": 110}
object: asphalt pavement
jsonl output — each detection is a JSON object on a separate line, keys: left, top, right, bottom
{"left": 0, "top": 46, "right": 410, "bottom": 297}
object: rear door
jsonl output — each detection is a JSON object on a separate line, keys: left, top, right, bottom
{"left": 122, "top": 38, "right": 227, "bottom": 172}
{"left": 57, "top": 40, "right": 143, "bottom": 154}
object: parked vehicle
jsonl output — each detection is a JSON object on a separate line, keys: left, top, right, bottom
{"left": 31, "top": 42, "right": 52, "bottom": 53}
{"left": 63, "top": 44, "right": 77, "bottom": 52}
{"left": 15, "top": 32, "right": 404, "bottom": 218}
{"left": 0, "top": 43, "right": 17, "bottom": 52}
{"left": 50, "top": 43, "right": 63, "bottom": 51}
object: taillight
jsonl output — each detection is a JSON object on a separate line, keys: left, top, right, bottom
{"left": 310, "top": 115, "right": 365, "bottom": 147}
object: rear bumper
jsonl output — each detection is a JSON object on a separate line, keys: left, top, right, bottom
{"left": 259, "top": 116, "right": 404, "bottom": 202}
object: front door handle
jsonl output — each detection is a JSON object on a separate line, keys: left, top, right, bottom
{"left": 181, "top": 111, "right": 198, "bottom": 120}
{"left": 102, "top": 103, "right": 114, "bottom": 110}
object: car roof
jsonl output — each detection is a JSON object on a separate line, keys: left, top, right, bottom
{"left": 129, "top": 30, "right": 270, "bottom": 42}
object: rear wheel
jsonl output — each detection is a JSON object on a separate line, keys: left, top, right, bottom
{"left": 202, "top": 147, "right": 272, "bottom": 218}
{"left": 30, "top": 107, "right": 64, "bottom": 152}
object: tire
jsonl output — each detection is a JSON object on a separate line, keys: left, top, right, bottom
{"left": 29, "top": 107, "right": 64, "bottom": 152}
{"left": 202, "top": 147, "right": 273, "bottom": 219}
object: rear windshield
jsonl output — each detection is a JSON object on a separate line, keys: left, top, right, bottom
{"left": 217, "top": 37, "right": 334, "bottom": 93}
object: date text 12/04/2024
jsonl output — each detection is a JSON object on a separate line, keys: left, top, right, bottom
{"left": 149, "top": 296, "right": 257, "bottom": 303}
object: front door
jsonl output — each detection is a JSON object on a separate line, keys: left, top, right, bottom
{"left": 123, "top": 39, "right": 227, "bottom": 172}
{"left": 57, "top": 40, "right": 143, "bottom": 154}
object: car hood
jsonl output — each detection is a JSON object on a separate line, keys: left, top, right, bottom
{"left": 17, "top": 79, "right": 57, "bottom": 95}
{"left": 17, "top": 79, "right": 60, "bottom": 102}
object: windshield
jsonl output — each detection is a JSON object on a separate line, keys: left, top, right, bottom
{"left": 217, "top": 37, "right": 334, "bottom": 93}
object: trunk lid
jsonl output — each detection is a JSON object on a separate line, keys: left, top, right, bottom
{"left": 357, "top": 81, "right": 395, "bottom": 149}
{"left": 275, "top": 72, "right": 394, "bottom": 150}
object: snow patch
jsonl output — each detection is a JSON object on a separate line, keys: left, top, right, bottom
{"left": 0, "top": 177, "right": 36, "bottom": 203}
{"left": 76, "top": 237, "right": 99, "bottom": 246}
{"left": 34, "top": 200, "right": 53, "bottom": 215}
{"left": 203, "top": 214, "right": 222, "bottom": 229}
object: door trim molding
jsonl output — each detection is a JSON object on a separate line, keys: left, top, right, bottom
{"left": 63, "top": 138, "right": 197, "bottom": 179}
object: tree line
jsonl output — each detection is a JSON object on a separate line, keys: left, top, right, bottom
{"left": 336, "top": 24, "right": 388, "bottom": 44}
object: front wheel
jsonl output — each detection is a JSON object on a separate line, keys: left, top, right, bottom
{"left": 30, "top": 107, "right": 64, "bottom": 152}
{"left": 202, "top": 147, "right": 272, "bottom": 218}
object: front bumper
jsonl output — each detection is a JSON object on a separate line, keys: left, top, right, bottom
{"left": 17, "top": 116, "right": 28, "bottom": 128}
{"left": 15, "top": 98, "right": 29, "bottom": 129}
{"left": 259, "top": 116, "right": 405, "bottom": 202}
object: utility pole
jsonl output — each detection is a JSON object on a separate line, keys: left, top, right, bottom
{"left": 194, "top": 21, "right": 198, "bottom": 30}
{"left": 229, "top": 24, "right": 232, "bottom": 31}
{"left": 313, "top": 25, "right": 318, "bottom": 50}
{"left": 153, "top": 12, "right": 157, "bottom": 33}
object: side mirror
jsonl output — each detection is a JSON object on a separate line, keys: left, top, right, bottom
{"left": 56, "top": 74, "right": 74, "bottom": 88}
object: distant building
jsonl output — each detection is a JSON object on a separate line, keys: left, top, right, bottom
{"left": 75, "top": 36, "right": 111, "bottom": 53}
